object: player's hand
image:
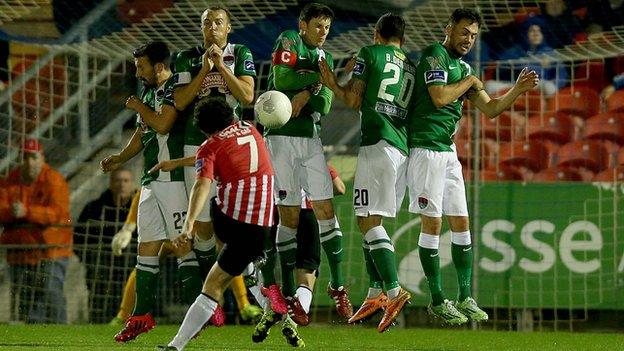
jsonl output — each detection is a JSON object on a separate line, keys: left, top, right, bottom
{"left": 201, "top": 51, "right": 214, "bottom": 72}
{"left": 111, "top": 223, "right": 135, "bottom": 256}
{"left": 100, "top": 154, "right": 122, "bottom": 173}
{"left": 170, "top": 235, "right": 193, "bottom": 257}
{"left": 11, "top": 202, "right": 26, "bottom": 219}
{"left": 179, "top": 219, "right": 195, "bottom": 241}
{"left": 470, "top": 75, "right": 485, "bottom": 92}
{"left": 125, "top": 95, "right": 142, "bottom": 111}
{"left": 149, "top": 159, "right": 178, "bottom": 174}
{"left": 344, "top": 55, "right": 357, "bottom": 74}
{"left": 513, "top": 67, "right": 539, "bottom": 94}
{"left": 208, "top": 44, "right": 224, "bottom": 69}
{"left": 291, "top": 90, "right": 311, "bottom": 118}
{"left": 318, "top": 57, "right": 337, "bottom": 91}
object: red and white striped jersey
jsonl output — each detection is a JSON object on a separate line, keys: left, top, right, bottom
{"left": 196, "top": 121, "right": 274, "bottom": 227}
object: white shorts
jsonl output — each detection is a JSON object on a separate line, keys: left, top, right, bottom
{"left": 353, "top": 140, "right": 407, "bottom": 218}
{"left": 137, "top": 181, "right": 189, "bottom": 242}
{"left": 184, "top": 145, "right": 216, "bottom": 222}
{"left": 265, "top": 135, "right": 333, "bottom": 206}
{"left": 407, "top": 145, "right": 468, "bottom": 217}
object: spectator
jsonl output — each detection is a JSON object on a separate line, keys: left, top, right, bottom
{"left": 486, "top": 22, "right": 569, "bottom": 97}
{"left": 74, "top": 168, "right": 136, "bottom": 323}
{"left": 0, "top": 139, "right": 72, "bottom": 324}
{"left": 538, "top": 0, "right": 583, "bottom": 47}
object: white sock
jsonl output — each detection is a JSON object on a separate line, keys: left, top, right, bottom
{"left": 387, "top": 286, "right": 401, "bottom": 299}
{"left": 366, "top": 287, "right": 383, "bottom": 299}
{"left": 451, "top": 231, "right": 472, "bottom": 246}
{"left": 169, "top": 294, "right": 217, "bottom": 350}
{"left": 194, "top": 234, "right": 216, "bottom": 251}
{"left": 418, "top": 233, "right": 440, "bottom": 249}
{"left": 296, "top": 286, "right": 313, "bottom": 314}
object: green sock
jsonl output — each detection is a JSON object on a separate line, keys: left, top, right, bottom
{"left": 276, "top": 225, "right": 297, "bottom": 297}
{"left": 194, "top": 247, "right": 216, "bottom": 278}
{"left": 362, "top": 241, "right": 382, "bottom": 289}
{"left": 321, "top": 233, "right": 344, "bottom": 289}
{"left": 419, "top": 246, "right": 445, "bottom": 306}
{"left": 365, "top": 227, "right": 399, "bottom": 292}
{"left": 177, "top": 252, "right": 203, "bottom": 304}
{"left": 262, "top": 233, "right": 277, "bottom": 286}
{"left": 134, "top": 256, "right": 159, "bottom": 315}
{"left": 451, "top": 243, "right": 473, "bottom": 301}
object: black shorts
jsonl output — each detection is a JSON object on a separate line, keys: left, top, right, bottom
{"left": 210, "top": 198, "right": 268, "bottom": 276}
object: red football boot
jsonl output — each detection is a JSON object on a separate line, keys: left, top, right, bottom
{"left": 114, "top": 313, "right": 156, "bottom": 343}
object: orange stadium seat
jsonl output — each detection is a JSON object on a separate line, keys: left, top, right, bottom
{"left": 548, "top": 87, "right": 600, "bottom": 118}
{"left": 455, "top": 138, "right": 495, "bottom": 169}
{"left": 556, "top": 140, "right": 610, "bottom": 173}
{"left": 593, "top": 166, "right": 624, "bottom": 182}
{"left": 583, "top": 113, "right": 624, "bottom": 145}
{"left": 606, "top": 89, "right": 624, "bottom": 113}
{"left": 617, "top": 148, "right": 624, "bottom": 166}
{"left": 481, "top": 166, "right": 524, "bottom": 181}
{"left": 499, "top": 141, "right": 550, "bottom": 172}
{"left": 527, "top": 112, "right": 575, "bottom": 145}
{"left": 573, "top": 60, "right": 606, "bottom": 93}
{"left": 480, "top": 112, "right": 524, "bottom": 141}
{"left": 532, "top": 167, "right": 583, "bottom": 182}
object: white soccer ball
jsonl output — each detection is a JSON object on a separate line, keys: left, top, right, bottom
{"left": 254, "top": 90, "right": 292, "bottom": 129}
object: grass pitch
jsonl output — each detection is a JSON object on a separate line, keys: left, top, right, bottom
{"left": 0, "top": 324, "right": 622, "bottom": 351}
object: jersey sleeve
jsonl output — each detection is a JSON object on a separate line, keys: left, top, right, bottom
{"left": 173, "top": 51, "right": 193, "bottom": 87}
{"left": 352, "top": 46, "right": 371, "bottom": 81}
{"left": 234, "top": 45, "right": 257, "bottom": 77}
{"left": 162, "top": 79, "right": 176, "bottom": 107}
{"left": 421, "top": 45, "right": 450, "bottom": 87}
{"left": 271, "top": 30, "right": 300, "bottom": 68}
{"left": 196, "top": 143, "right": 217, "bottom": 180}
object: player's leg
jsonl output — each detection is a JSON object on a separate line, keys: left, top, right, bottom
{"left": 408, "top": 148, "right": 467, "bottom": 325}
{"left": 165, "top": 201, "right": 266, "bottom": 350}
{"left": 184, "top": 145, "right": 217, "bottom": 277}
{"left": 351, "top": 141, "right": 408, "bottom": 329}
{"left": 444, "top": 154, "right": 487, "bottom": 322}
{"left": 304, "top": 138, "right": 352, "bottom": 319}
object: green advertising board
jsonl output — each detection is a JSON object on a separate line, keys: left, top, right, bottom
{"left": 312, "top": 182, "right": 624, "bottom": 310}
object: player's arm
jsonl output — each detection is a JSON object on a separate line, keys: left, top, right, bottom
{"left": 148, "top": 156, "right": 195, "bottom": 174}
{"left": 173, "top": 51, "right": 213, "bottom": 111}
{"left": 210, "top": 44, "right": 255, "bottom": 105}
{"left": 181, "top": 177, "right": 212, "bottom": 239}
{"left": 125, "top": 97, "right": 177, "bottom": 135}
{"left": 319, "top": 57, "right": 364, "bottom": 110}
{"left": 328, "top": 164, "right": 346, "bottom": 196}
{"left": 112, "top": 190, "right": 139, "bottom": 256}
{"left": 100, "top": 127, "right": 143, "bottom": 172}
{"left": 469, "top": 67, "right": 539, "bottom": 118}
{"left": 428, "top": 76, "right": 478, "bottom": 108}
{"left": 308, "top": 85, "right": 334, "bottom": 116}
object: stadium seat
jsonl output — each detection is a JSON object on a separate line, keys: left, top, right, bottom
{"left": 606, "top": 89, "right": 624, "bottom": 113}
{"left": 495, "top": 87, "right": 543, "bottom": 113}
{"left": 548, "top": 87, "right": 600, "bottom": 118}
{"left": 117, "top": 0, "right": 174, "bottom": 24}
{"left": 480, "top": 112, "right": 524, "bottom": 141}
{"left": 583, "top": 113, "right": 624, "bottom": 145}
{"left": 481, "top": 166, "right": 524, "bottom": 181}
{"left": 593, "top": 166, "right": 624, "bottom": 182}
{"left": 617, "top": 148, "right": 624, "bottom": 166}
{"left": 573, "top": 60, "right": 606, "bottom": 93}
{"left": 532, "top": 167, "right": 583, "bottom": 182}
{"left": 455, "top": 138, "right": 494, "bottom": 169}
{"left": 527, "top": 112, "right": 575, "bottom": 145}
{"left": 556, "top": 140, "right": 610, "bottom": 172}
{"left": 499, "top": 141, "right": 550, "bottom": 172}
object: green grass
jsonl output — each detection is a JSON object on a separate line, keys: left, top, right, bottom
{"left": 0, "top": 324, "right": 623, "bottom": 351}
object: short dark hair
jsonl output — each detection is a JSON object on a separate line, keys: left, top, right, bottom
{"left": 194, "top": 98, "right": 234, "bottom": 135}
{"left": 205, "top": 6, "right": 233, "bottom": 23}
{"left": 375, "top": 13, "right": 405, "bottom": 41}
{"left": 448, "top": 8, "right": 482, "bottom": 28}
{"left": 299, "top": 3, "right": 334, "bottom": 23}
{"left": 133, "top": 41, "right": 170, "bottom": 66}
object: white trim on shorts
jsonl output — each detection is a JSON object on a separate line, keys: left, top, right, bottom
{"left": 406, "top": 145, "right": 469, "bottom": 218}
{"left": 265, "top": 135, "right": 333, "bottom": 206}
{"left": 353, "top": 139, "right": 407, "bottom": 218}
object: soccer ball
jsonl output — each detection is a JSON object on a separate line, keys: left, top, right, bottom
{"left": 254, "top": 90, "right": 292, "bottom": 129}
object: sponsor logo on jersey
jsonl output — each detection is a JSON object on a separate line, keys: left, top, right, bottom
{"left": 195, "top": 158, "right": 204, "bottom": 174}
{"left": 426, "top": 56, "right": 442, "bottom": 70}
{"left": 418, "top": 196, "right": 429, "bottom": 209}
{"left": 375, "top": 102, "right": 407, "bottom": 119}
{"left": 200, "top": 72, "right": 229, "bottom": 97}
{"left": 244, "top": 59, "right": 255, "bottom": 72}
{"left": 353, "top": 60, "right": 365, "bottom": 75}
{"left": 223, "top": 55, "right": 235, "bottom": 66}
{"left": 425, "top": 70, "right": 447, "bottom": 84}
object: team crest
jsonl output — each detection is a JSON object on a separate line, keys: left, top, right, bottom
{"left": 223, "top": 55, "right": 235, "bottom": 66}
{"left": 426, "top": 56, "right": 441, "bottom": 70}
{"left": 278, "top": 190, "right": 287, "bottom": 200}
{"left": 281, "top": 37, "right": 294, "bottom": 51}
{"left": 418, "top": 196, "right": 429, "bottom": 209}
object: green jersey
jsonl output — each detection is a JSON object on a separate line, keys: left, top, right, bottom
{"left": 408, "top": 42, "right": 474, "bottom": 151}
{"left": 352, "top": 44, "right": 416, "bottom": 155}
{"left": 136, "top": 76, "right": 185, "bottom": 185}
{"left": 173, "top": 43, "right": 256, "bottom": 145}
{"left": 265, "top": 30, "right": 334, "bottom": 138}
